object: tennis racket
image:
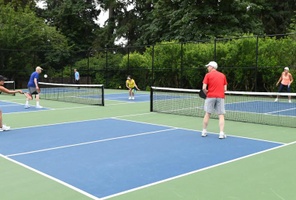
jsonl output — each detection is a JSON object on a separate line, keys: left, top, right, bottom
{"left": 23, "top": 92, "right": 33, "bottom": 100}
{"left": 199, "top": 89, "right": 206, "bottom": 99}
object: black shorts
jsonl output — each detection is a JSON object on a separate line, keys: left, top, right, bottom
{"left": 278, "top": 84, "right": 291, "bottom": 92}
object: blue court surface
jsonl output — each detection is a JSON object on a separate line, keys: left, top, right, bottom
{"left": 226, "top": 101, "right": 296, "bottom": 117}
{"left": 0, "top": 118, "right": 283, "bottom": 198}
{"left": 0, "top": 101, "right": 48, "bottom": 113}
{"left": 106, "top": 93, "right": 149, "bottom": 102}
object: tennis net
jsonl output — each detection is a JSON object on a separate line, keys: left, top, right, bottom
{"left": 150, "top": 86, "right": 296, "bottom": 128}
{"left": 39, "top": 82, "right": 104, "bottom": 106}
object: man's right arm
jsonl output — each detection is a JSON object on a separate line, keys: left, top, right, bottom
{"left": 202, "top": 83, "right": 208, "bottom": 94}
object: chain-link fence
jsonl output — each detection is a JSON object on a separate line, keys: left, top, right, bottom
{"left": 1, "top": 33, "right": 295, "bottom": 91}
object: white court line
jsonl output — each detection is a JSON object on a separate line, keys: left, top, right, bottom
{"left": 3, "top": 106, "right": 53, "bottom": 115}
{"left": 0, "top": 99, "right": 27, "bottom": 104}
{"left": 101, "top": 141, "right": 296, "bottom": 200}
{"left": 7, "top": 128, "right": 176, "bottom": 157}
{"left": 225, "top": 100, "right": 296, "bottom": 117}
{"left": 266, "top": 107, "right": 296, "bottom": 114}
{"left": 105, "top": 101, "right": 147, "bottom": 106}
{"left": 9, "top": 110, "right": 285, "bottom": 145}
{"left": 0, "top": 99, "right": 53, "bottom": 114}
{"left": 106, "top": 93, "right": 148, "bottom": 98}
{"left": 225, "top": 108, "right": 296, "bottom": 118}
{"left": 112, "top": 116, "right": 286, "bottom": 145}
{"left": 2, "top": 99, "right": 147, "bottom": 111}
{"left": 10, "top": 112, "right": 153, "bottom": 131}
{"left": 4, "top": 109, "right": 52, "bottom": 115}
{"left": 0, "top": 154, "right": 101, "bottom": 200}
{"left": 0, "top": 104, "right": 22, "bottom": 107}
{"left": 0, "top": 99, "right": 27, "bottom": 106}
{"left": 3, "top": 102, "right": 144, "bottom": 114}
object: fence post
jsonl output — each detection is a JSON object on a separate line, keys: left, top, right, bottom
{"left": 180, "top": 43, "right": 184, "bottom": 87}
{"left": 151, "top": 45, "right": 155, "bottom": 86}
{"left": 87, "top": 50, "right": 90, "bottom": 84}
{"left": 105, "top": 47, "right": 108, "bottom": 87}
{"left": 255, "top": 35, "right": 259, "bottom": 91}
{"left": 127, "top": 46, "right": 130, "bottom": 74}
{"left": 214, "top": 38, "right": 217, "bottom": 61}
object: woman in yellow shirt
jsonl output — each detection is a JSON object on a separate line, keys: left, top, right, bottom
{"left": 126, "top": 75, "right": 140, "bottom": 100}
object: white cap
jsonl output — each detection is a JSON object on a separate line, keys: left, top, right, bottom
{"left": 36, "top": 66, "right": 43, "bottom": 71}
{"left": 205, "top": 61, "right": 218, "bottom": 69}
{"left": 284, "top": 67, "right": 289, "bottom": 71}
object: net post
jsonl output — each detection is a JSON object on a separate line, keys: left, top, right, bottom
{"left": 150, "top": 86, "right": 153, "bottom": 112}
{"left": 12, "top": 81, "right": 15, "bottom": 96}
{"left": 102, "top": 85, "right": 105, "bottom": 106}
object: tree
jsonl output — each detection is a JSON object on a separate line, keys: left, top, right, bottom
{"left": 39, "top": 0, "right": 101, "bottom": 58}
{"left": 137, "top": 0, "right": 265, "bottom": 44}
{"left": 103, "top": 0, "right": 296, "bottom": 45}
{"left": 256, "top": 0, "right": 296, "bottom": 35}
{"left": 3, "top": 0, "right": 36, "bottom": 10}
{"left": 288, "top": 13, "right": 296, "bottom": 33}
{"left": 93, "top": 0, "right": 155, "bottom": 47}
{"left": 0, "top": 0, "right": 69, "bottom": 81}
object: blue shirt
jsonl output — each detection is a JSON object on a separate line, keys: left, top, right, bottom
{"left": 27, "top": 72, "right": 39, "bottom": 87}
{"left": 75, "top": 71, "right": 80, "bottom": 81}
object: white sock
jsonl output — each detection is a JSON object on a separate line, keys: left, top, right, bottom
{"left": 25, "top": 100, "right": 29, "bottom": 105}
{"left": 36, "top": 102, "right": 40, "bottom": 106}
{"left": 202, "top": 129, "right": 207, "bottom": 133}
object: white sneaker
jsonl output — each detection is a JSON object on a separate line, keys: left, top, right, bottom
{"left": 0, "top": 125, "right": 11, "bottom": 131}
{"left": 219, "top": 132, "right": 227, "bottom": 139}
{"left": 36, "top": 105, "right": 43, "bottom": 109}
{"left": 131, "top": 97, "right": 135, "bottom": 100}
{"left": 274, "top": 98, "right": 278, "bottom": 102}
{"left": 128, "top": 97, "right": 132, "bottom": 100}
{"left": 201, "top": 130, "right": 207, "bottom": 137}
{"left": 289, "top": 100, "right": 292, "bottom": 103}
{"left": 24, "top": 105, "right": 30, "bottom": 109}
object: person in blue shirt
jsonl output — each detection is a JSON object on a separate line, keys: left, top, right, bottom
{"left": 74, "top": 68, "right": 80, "bottom": 89}
{"left": 24, "top": 66, "right": 43, "bottom": 108}
{"left": 74, "top": 68, "right": 80, "bottom": 84}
